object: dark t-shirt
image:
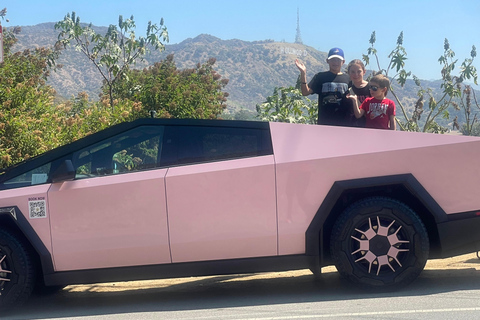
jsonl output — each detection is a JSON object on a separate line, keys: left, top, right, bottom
{"left": 350, "top": 83, "right": 371, "bottom": 104}
{"left": 348, "top": 82, "right": 371, "bottom": 127}
{"left": 309, "top": 71, "right": 350, "bottom": 126}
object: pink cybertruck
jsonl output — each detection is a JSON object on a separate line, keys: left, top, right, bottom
{"left": 1, "top": 118, "right": 480, "bottom": 310}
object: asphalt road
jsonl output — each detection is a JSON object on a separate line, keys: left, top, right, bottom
{"left": 4, "top": 253, "right": 480, "bottom": 320}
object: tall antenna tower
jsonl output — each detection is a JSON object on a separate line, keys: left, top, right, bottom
{"left": 295, "top": 8, "right": 303, "bottom": 44}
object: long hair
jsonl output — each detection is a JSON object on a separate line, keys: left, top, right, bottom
{"left": 347, "top": 59, "right": 366, "bottom": 73}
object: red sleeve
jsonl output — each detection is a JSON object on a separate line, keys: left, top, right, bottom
{"left": 360, "top": 97, "right": 370, "bottom": 111}
{"left": 388, "top": 99, "right": 396, "bottom": 116}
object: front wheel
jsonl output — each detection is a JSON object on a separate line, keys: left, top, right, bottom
{"left": 330, "top": 197, "right": 429, "bottom": 289}
{"left": 0, "top": 229, "right": 36, "bottom": 311}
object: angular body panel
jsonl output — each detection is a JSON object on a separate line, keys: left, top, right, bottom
{"left": 0, "top": 185, "right": 53, "bottom": 256}
{"left": 270, "top": 122, "right": 480, "bottom": 254}
{"left": 48, "top": 169, "right": 170, "bottom": 271}
{"left": 166, "top": 155, "right": 277, "bottom": 262}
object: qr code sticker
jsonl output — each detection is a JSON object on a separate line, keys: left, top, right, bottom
{"left": 29, "top": 200, "right": 47, "bottom": 219}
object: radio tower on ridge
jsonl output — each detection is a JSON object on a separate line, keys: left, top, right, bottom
{"left": 295, "top": 8, "right": 303, "bottom": 44}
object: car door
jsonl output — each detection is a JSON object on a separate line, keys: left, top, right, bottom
{"left": 48, "top": 125, "right": 171, "bottom": 271}
{"left": 163, "top": 125, "right": 277, "bottom": 263}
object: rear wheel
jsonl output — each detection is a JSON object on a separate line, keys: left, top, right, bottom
{"left": 330, "top": 197, "right": 429, "bottom": 289}
{"left": 0, "top": 229, "right": 36, "bottom": 311}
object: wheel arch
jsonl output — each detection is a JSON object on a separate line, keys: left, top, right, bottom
{"left": 0, "top": 207, "right": 54, "bottom": 279}
{"left": 305, "top": 174, "right": 446, "bottom": 269}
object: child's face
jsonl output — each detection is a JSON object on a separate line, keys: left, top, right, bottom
{"left": 327, "top": 57, "right": 344, "bottom": 73}
{"left": 348, "top": 64, "right": 365, "bottom": 83}
{"left": 369, "top": 82, "right": 387, "bottom": 99}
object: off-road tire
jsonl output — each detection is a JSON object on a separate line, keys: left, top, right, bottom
{"left": 330, "top": 197, "right": 429, "bottom": 289}
{"left": 0, "top": 228, "right": 36, "bottom": 311}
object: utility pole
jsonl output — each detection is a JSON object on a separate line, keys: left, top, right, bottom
{"left": 295, "top": 8, "right": 303, "bottom": 45}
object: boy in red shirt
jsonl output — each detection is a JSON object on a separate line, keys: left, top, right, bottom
{"left": 349, "top": 74, "right": 396, "bottom": 130}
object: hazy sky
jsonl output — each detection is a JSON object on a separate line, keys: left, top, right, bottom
{"left": 4, "top": 0, "right": 480, "bottom": 82}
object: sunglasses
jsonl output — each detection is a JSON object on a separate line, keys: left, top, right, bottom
{"left": 370, "top": 85, "right": 382, "bottom": 91}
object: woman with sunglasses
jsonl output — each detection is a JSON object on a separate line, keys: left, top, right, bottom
{"left": 349, "top": 74, "right": 396, "bottom": 130}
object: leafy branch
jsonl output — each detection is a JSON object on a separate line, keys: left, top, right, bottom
{"left": 364, "top": 31, "right": 478, "bottom": 133}
{"left": 256, "top": 86, "right": 317, "bottom": 124}
{"left": 55, "top": 12, "right": 169, "bottom": 108}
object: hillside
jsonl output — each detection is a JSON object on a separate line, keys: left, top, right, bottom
{"left": 13, "top": 23, "right": 110, "bottom": 101}
{"left": 147, "top": 34, "right": 330, "bottom": 111}
{"left": 14, "top": 23, "right": 330, "bottom": 111}
{"left": 10, "top": 23, "right": 471, "bottom": 128}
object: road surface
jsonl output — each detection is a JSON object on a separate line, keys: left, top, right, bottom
{"left": 3, "top": 253, "right": 480, "bottom": 319}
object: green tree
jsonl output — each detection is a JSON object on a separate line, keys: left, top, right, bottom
{"left": 0, "top": 10, "right": 168, "bottom": 169}
{"left": 0, "top": 22, "right": 61, "bottom": 168}
{"left": 55, "top": 12, "right": 169, "bottom": 108}
{"left": 256, "top": 86, "right": 317, "bottom": 124}
{"left": 461, "top": 121, "right": 480, "bottom": 136}
{"left": 112, "top": 54, "right": 229, "bottom": 119}
{"left": 457, "top": 84, "right": 480, "bottom": 135}
{"left": 450, "top": 46, "right": 479, "bottom": 136}
{"left": 231, "top": 108, "right": 258, "bottom": 121}
{"left": 364, "top": 32, "right": 478, "bottom": 133}
{"left": 51, "top": 93, "right": 142, "bottom": 147}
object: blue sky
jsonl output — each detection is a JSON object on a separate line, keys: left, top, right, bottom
{"left": 4, "top": 0, "right": 480, "bottom": 82}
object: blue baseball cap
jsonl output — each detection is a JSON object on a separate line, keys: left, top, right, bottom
{"left": 327, "top": 47, "right": 345, "bottom": 61}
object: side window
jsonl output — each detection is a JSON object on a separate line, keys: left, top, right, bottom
{"left": 161, "top": 125, "right": 272, "bottom": 167}
{"left": 1, "top": 163, "right": 51, "bottom": 189}
{"left": 73, "top": 126, "right": 164, "bottom": 179}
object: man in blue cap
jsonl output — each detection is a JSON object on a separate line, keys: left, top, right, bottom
{"left": 296, "top": 48, "right": 351, "bottom": 126}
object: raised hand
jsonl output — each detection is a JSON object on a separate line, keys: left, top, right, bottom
{"left": 295, "top": 59, "right": 307, "bottom": 74}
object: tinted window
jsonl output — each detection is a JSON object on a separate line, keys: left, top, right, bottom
{"left": 161, "top": 125, "right": 272, "bottom": 166}
{"left": 73, "top": 126, "right": 164, "bottom": 178}
{"left": 1, "top": 163, "right": 52, "bottom": 189}
{"left": 0, "top": 123, "right": 271, "bottom": 188}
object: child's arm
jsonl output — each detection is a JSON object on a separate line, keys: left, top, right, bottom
{"left": 389, "top": 115, "right": 396, "bottom": 130}
{"left": 295, "top": 59, "right": 313, "bottom": 96}
{"left": 348, "top": 94, "right": 364, "bottom": 118}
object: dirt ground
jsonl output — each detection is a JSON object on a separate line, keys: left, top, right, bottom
{"left": 62, "top": 252, "right": 480, "bottom": 293}
{"left": 425, "top": 252, "right": 480, "bottom": 270}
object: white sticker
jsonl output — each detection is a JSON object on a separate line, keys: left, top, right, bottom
{"left": 28, "top": 198, "right": 47, "bottom": 219}
{"left": 32, "top": 173, "right": 48, "bottom": 185}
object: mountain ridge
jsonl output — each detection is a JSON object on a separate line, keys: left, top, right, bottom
{"left": 10, "top": 22, "right": 463, "bottom": 128}
{"left": 11, "top": 23, "right": 330, "bottom": 110}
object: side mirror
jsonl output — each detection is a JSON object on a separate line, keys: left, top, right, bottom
{"left": 51, "top": 160, "right": 75, "bottom": 183}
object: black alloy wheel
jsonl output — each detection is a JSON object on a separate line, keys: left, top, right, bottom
{"left": 0, "top": 228, "right": 36, "bottom": 311}
{"left": 330, "top": 197, "right": 429, "bottom": 288}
